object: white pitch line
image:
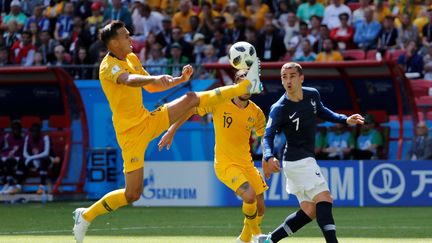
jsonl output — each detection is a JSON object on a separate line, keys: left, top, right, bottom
{"left": 0, "top": 225, "right": 431, "bottom": 235}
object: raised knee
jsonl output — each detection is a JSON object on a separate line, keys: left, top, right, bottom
{"left": 185, "top": 92, "right": 200, "bottom": 106}
{"left": 125, "top": 190, "right": 141, "bottom": 203}
{"left": 242, "top": 190, "right": 256, "bottom": 204}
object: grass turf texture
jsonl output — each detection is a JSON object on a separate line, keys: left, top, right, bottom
{"left": 0, "top": 202, "right": 431, "bottom": 242}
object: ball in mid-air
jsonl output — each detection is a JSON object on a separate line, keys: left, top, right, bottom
{"left": 228, "top": 41, "right": 257, "bottom": 70}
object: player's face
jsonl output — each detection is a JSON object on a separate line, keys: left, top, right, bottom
{"left": 112, "top": 27, "right": 132, "bottom": 54}
{"left": 281, "top": 67, "right": 303, "bottom": 93}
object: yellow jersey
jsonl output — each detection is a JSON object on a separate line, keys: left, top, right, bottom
{"left": 197, "top": 100, "right": 266, "bottom": 167}
{"left": 99, "top": 53, "right": 150, "bottom": 134}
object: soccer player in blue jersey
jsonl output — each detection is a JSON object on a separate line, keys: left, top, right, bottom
{"left": 258, "top": 62, "right": 364, "bottom": 243}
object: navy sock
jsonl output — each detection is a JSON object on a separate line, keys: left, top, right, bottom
{"left": 270, "top": 209, "right": 312, "bottom": 242}
{"left": 316, "top": 201, "right": 338, "bottom": 243}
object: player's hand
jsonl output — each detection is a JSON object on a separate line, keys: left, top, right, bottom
{"left": 156, "top": 75, "right": 174, "bottom": 87}
{"left": 347, "top": 114, "right": 365, "bottom": 125}
{"left": 158, "top": 130, "right": 174, "bottom": 151}
{"left": 180, "top": 64, "right": 193, "bottom": 82}
{"left": 263, "top": 157, "right": 281, "bottom": 179}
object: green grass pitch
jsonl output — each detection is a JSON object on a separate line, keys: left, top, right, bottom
{"left": 1, "top": 202, "right": 431, "bottom": 243}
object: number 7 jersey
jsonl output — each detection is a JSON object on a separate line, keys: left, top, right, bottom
{"left": 197, "top": 100, "right": 266, "bottom": 167}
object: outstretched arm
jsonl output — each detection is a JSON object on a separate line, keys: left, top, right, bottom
{"left": 144, "top": 64, "right": 194, "bottom": 93}
{"left": 158, "top": 108, "right": 196, "bottom": 151}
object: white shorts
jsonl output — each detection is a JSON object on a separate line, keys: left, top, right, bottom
{"left": 283, "top": 157, "right": 329, "bottom": 203}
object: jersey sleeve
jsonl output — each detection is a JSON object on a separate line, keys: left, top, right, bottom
{"left": 254, "top": 108, "right": 267, "bottom": 137}
{"left": 196, "top": 106, "right": 215, "bottom": 116}
{"left": 262, "top": 105, "right": 283, "bottom": 161}
{"left": 99, "top": 58, "right": 127, "bottom": 84}
{"left": 315, "top": 90, "right": 348, "bottom": 123}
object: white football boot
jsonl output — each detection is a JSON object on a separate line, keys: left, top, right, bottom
{"left": 73, "top": 208, "right": 90, "bottom": 243}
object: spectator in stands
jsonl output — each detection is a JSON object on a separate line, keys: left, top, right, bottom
{"left": 316, "top": 38, "right": 344, "bottom": 62}
{"left": 28, "top": 21, "right": 40, "bottom": 46}
{"left": 45, "top": 0, "right": 65, "bottom": 20}
{"left": 414, "top": 6, "right": 429, "bottom": 39}
{"left": 397, "top": 13, "right": 419, "bottom": 50}
{"left": 172, "top": 0, "right": 195, "bottom": 34}
{"left": 245, "top": 0, "right": 270, "bottom": 30}
{"left": 92, "top": 48, "right": 107, "bottom": 79}
{"left": 1, "top": 0, "right": 27, "bottom": 31}
{"left": 407, "top": 121, "right": 432, "bottom": 160}
{"left": 352, "top": 114, "right": 383, "bottom": 160}
{"left": 54, "top": 2, "right": 75, "bottom": 48}
{"left": 287, "top": 21, "right": 316, "bottom": 58}
{"left": 24, "top": 4, "right": 50, "bottom": 33}
{"left": 202, "top": 44, "right": 218, "bottom": 64}
{"left": 3, "top": 20, "right": 20, "bottom": 50}
{"left": 38, "top": 30, "right": 58, "bottom": 64}
{"left": 322, "top": 0, "right": 352, "bottom": 30}
{"left": 10, "top": 31, "right": 35, "bottom": 66}
{"left": 70, "top": 17, "right": 92, "bottom": 54}
{"left": 199, "top": 1, "right": 220, "bottom": 30}
{"left": 256, "top": 22, "right": 285, "bottom": 62}
{"left": 354, "top": 7, "right": 381, "bottom": 50}
{"left": 377, "top": 16, "right": 398, "bottom": 55}
{"left": 86, "top": 1, "right": 104, "bottom": 43}
{"left": 245, "top": 26, "right": 258, "bottom": 48}
{"left": 296, "top": 0, "right": 324, "bottom": 24}
{"left": 165, "top": 42, "right": 189, "bottom": 77}
{"left": 222, "top": 1, "right": 243, "bottom": 30}
{"left": 330, "top": 13, "right": 355, "bottom": 51}
{"left": 50, "top": 44, "right": 70, "bottom": 66}
{"left": 74, "top": 0, "right": 92, "bottom": 21}
{"left": 423, "top": 46, "right": 432, "bottom": 80}
{"left": 132, "top": 3, "right": 164, "bottom": 43}
{"left": 293, "top": 39, "right": 316, "bottom": 62}
{"left": 0, "top": 47, "right": 10, "bottom": 66}
{"left": 397, "top": 40, "right": 423, "bottom": 76}
{"left": 218, "top": 43, "right": 232, "bottom": 64}
{"left": 275, "top": 0, "right": 296, "bottom": 28}
{"left": 166, "top": 26, "right": 193, "bottom": 61}
{"left": 155, "top": 16, "right": 173, "bottom": 49}
{"left": 373, "top": 0, "right": 391, "bottom": 23}
{"left": 0, "top": 120, "right": 24, "bottom": 195}
{"left": 422, "top": 8, "right": 432, "bottom": 50}
{"left": 309, "top": 15, "right": 322, "bottom": 40}
{"left": 210, "top": 28, "right": 229, "bottom": 58}
{"left": 184, "top": 16, "right": 202, "bottom": 44}
{"left": 17, "top": 123, "right": 55, "bottom": 194}
{"left": 73, "top": 47, "right": 92, "bottom": 79}
{"left": 352, "top": 0, "right": 370, "bottom": 26}
{"left": 190, "top": 33, "right": 204, "bottom": 63}
{"left": 103, "top": 0, "right": 133, "bottom": 33}
{"left": 283, "top": 12, "right": 300, "bottom": 49}
{"left": 313, "top": 24, "right": 330, "bottom": 53}
{"left": 33, "top": 51, "right": 44, "bottom": 65}
{"left": 322, "top": 123, "right": 355, "bottom": 160}
{"left": 145, "top": 43, "right": 167, "bottom": 75}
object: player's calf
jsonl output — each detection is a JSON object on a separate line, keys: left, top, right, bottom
{"left": 316, "top": 201, "right": 338, "bottom": 243}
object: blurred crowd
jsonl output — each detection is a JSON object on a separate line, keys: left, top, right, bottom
{"left": 1, "top": 0, "right": 432, "bottom": 79}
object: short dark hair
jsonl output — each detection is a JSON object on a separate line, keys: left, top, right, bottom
{"left": 282, "top": 62, "right": 303, "bottom": 75}
{"left": 99, "top": 20, "right": 125, "bottom": 47}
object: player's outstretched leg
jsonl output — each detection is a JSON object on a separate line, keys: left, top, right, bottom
{"left": 196, "top": 58, "right": 262, "bottom": 108}
{"left": 73, "top": 208, "right": 91, "bottom": 243}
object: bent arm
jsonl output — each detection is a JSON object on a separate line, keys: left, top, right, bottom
{"left": 27, "top": 136, "right": 50, "bottom": 161}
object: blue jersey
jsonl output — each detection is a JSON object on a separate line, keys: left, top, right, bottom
{"left": 263, "top": 87, "right": 347, "bottom": 162}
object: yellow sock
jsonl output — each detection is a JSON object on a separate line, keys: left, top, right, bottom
{"left": 82, "top": 189, "right": 128, "bottom": 222}
{"left": 240, "top": 218, "right": 252, "bottom": 242}
{"left": 242, "top": 201, "right": 261, "bottom": 236}
{"left": 197, "top": 80, "right": 249, "bottom": 107}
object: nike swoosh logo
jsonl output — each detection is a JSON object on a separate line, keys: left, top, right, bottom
{"left": 224, "top": 112, "right": 231, "bottom": 115}
{"left": 289, "top": 112, "right": 296, "bottom": 119}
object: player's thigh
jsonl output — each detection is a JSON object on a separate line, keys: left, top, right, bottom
{"left": 166, "top": 92, "right": 199, "bottom": 125}
{"left": 147, "top": 105, "right": 170, "bottom": 140}
{"left": 244, "top": 166, "right": 268, "bottom": 196}
{"left": 312, "top": 190, "right": 333, "bottom": 203}
{"left": 214, "top": 164, "right": 248, "bottom": 193}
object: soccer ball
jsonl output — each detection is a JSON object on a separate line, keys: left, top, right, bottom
{"left": 228, "top": 41, "right": 257, "bottom": 70}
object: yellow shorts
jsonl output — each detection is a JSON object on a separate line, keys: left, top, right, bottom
{"left": 214, "top": 164, "right": 268, "bottom": 195}
{"left": 117, "top": 105, "right": 169, "bottom": 173}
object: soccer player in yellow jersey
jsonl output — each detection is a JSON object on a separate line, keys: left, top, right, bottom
{"left": 158, "top": 70, "right": 268, "bottom": 243}
{"left": 72, "top": 20, "right": 263, "bottom": 243}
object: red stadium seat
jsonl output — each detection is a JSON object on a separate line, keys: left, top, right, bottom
{"left": 367, "top": 110, "right": 388, "bottom": 123}
{"left": 49, "top": 115, "right": 69, "bottom": 129}
{"left": 21, "top": 116, "right": 41, "bottom": 128}
{"left": 411, "top": 79, "right": 432, "bottom": 88}
{"left": 412, "top": 86, "right": 429, "bottom": 97}
{"left": 388, "top": 49, "right": 406, "bottom": 61}
{"left": 0, "top": 116, "right": 11, "bottom": 129}
{"left": 342, "top": 49, "right": 365, "bottom": 60}
{"left": 366, "top": 50, "right": 377, "bottom": 60}
{"left": 427, "top": 111, "right": 432, "bottom": 120}
{"left": 418, "top": 111, "right": 425, "bottom": 121}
